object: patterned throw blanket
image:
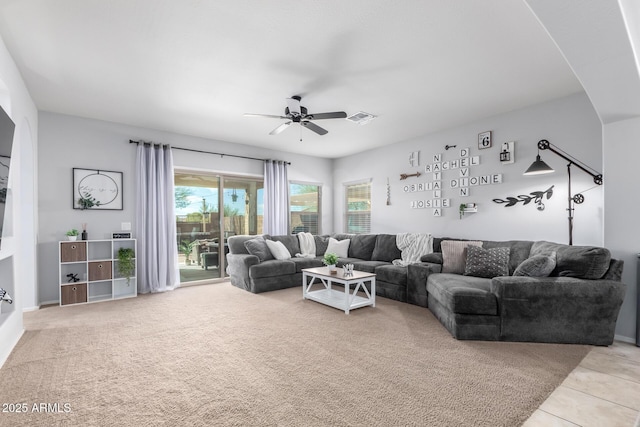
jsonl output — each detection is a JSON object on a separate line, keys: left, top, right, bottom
{"left": 392, "top": 233, "right": 433, "bottom": 266}
{"left": 296, "top": 232, "right": 316, "bottom": 258}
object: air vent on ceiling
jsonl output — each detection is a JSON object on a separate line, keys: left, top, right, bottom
{"left": 346, "top": 111, "right": 377, "bottom": 125}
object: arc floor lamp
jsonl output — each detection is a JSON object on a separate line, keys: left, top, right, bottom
{"left": 523, "top": 139, "right": 603, "bottom": 245}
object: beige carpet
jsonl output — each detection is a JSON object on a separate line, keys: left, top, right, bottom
{"left": 0, "top": 282, "right": 591, "bottom": 426}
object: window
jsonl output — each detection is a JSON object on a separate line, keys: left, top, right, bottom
{"left": 345, "top": 180, "right": 371, "bottom": 234}
{"left": 290, "top": 182, "right": 321, "bottom": 234}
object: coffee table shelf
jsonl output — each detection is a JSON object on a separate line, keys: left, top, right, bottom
{"left": 302, "top": 267, "right": 376, "bottom": 314}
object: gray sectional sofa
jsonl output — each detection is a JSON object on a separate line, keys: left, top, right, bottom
{"left": 226, "top": 234, "right": 626, "bottom": 345}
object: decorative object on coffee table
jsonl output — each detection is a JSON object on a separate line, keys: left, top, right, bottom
{"left": 323, "top": 252, "right": 338, "bottom": 274}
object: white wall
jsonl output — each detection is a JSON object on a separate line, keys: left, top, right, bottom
{"left": 37, "top": 112, "right": 333, "bottom": 304}
{"left": 604, "top": 117, "right": 640, "bottom": 342}
{"left": 334, "top": 93, "right": 603, "bottom": 245}
{"left": 0, "top": 34, "right": 38, "bottom": 367}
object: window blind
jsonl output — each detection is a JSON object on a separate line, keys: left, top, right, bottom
{"left": 345, "top": 181, "right": 371, "bottom": 234}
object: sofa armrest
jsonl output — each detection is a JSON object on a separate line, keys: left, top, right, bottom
{"left": 491, "top": 276, "right": 626, "bottom": 345}
{"left": 407, "top": 262, "right": 442, "bottom": 307}
{"left": 226, "top": 253, "right": 260, "bottom": 291}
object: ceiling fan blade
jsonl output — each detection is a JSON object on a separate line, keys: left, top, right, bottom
{"left": 244, "top": 113, "right": 287, "bottom": 119}
{"left": 301, "top": 121, "right": 328, "bottom": 135}
{"left": 286, "top": 97, "right": 301, "bottom": 115}
{"left": 269, "top": 121, "right": 292, "bottom": 135}
{"left": 306, "top": 111, "right": 347, "bottom": 120}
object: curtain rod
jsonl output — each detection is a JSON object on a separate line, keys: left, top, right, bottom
{"left": 128, "top": 140, "right": 291, "bottom": 165}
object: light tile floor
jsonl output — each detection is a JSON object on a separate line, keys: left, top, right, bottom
{"left": 523, "top": 341, "right": 640, "bottom": 427}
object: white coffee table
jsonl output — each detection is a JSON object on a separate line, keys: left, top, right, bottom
{"left": 302, "top": 267, "right": 376, "bottom": 314}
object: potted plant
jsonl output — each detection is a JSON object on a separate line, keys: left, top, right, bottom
{"left": 78, "top": 192, "right": 101, "bottom": 210}
{"left": 323, "top": 252, "right": 339, "bottom": 274}
{"left": 66, "top": 229, "right": 79, "bottom": 241}
{"left": 117, "top": 247, "right": 135, "bottom": 285}
{"left": 179, "top": 240, "right": 196, "bottom": 265}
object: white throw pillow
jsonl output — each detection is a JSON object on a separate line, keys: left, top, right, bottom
{"left": 265, "top": 240, "right": 291, "bottom": 260}
{"left": 325, "top": 237, "right": 350, "bottom": 258}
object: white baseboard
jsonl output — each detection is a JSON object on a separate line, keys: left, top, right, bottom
{"left": 38, "top": 300, "right": 58, "bottom": 306}
{"left": 614, "top": 334, "right": 637, "bottom": 345}
{"left": 22, "top": 305, "right": 40, "bottom": 312}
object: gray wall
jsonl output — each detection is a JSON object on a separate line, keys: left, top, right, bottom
{"left": 37, "top": 112, "right": 333, "bottom": 303}
{"left": 334, "top": 93, "right": 603, "bottom": 245}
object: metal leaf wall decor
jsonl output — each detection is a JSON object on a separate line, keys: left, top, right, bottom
{"left": 493, "top": 185, "right": 554, "bottom": 211}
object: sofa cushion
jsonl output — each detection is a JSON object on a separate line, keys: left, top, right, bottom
{"left": 289, "top": 257, "right": 324, "bottom": 272}
{"left": 314, "top": 235, "right": 331, "bottom": 256}
{"left": 371, "top": 234, "right": 402, "bottom": 262}
{"left": 335, "top": 257, "right": 363, "bottom": 267}
{"left": 375, "top": 264, "right": 407, "bottom": 286}
{"left": 326, "top": 237, "right": 350, "bottom": 258}
{"left": 421, "top": 252, "right": 443, "bottom": 264}
{"left": 427, "top": 273, "right": 497, "bottom": 315}
{"left": 352, "top": 260, "right": 390, "bottom": 273}
{"left": 513, "top": 252, "right": 556, "bottom": 277}
{"left": 244, "top": 237, "right": 274, "bottom": 262}
{"left": 250, "top": 260, "right": 295, "bottom": 279}
{"left": 348, "top": 234, "right": 377, "bottom": 260}
{"left": 269, "top": 235, "right": 300, "bottom": 257}
{"left": 441, "top": 240, "right": 483, "bottom": 274}
{"left": 464, "top": 246, "right": 510, "bottom": 278}
{"left": 530, "top": 241, "right": 611, "bottom": 279}
{"left": 228, "top": 235, "right": 259, "bottom": 255}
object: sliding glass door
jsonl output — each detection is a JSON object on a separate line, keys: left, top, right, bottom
{"left": 174, "top": 171, "right": 263, "bottom": 284}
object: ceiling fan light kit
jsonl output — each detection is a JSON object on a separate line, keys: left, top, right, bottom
{"left": 245, "top": 96, "right": 348, "bottom": 137}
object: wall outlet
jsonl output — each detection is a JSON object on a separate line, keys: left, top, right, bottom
{"left": 121, "top": 222, "right": 131, "bottom": 231}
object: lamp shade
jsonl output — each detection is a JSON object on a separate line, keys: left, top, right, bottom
{"left": 524, "top": 154, "right": 554, "bottom": 175}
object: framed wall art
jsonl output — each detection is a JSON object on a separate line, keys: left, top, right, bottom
{"left": 478, "top": 131, "right": 492, "bottom": 149}
{"left": 73, "top": 168, "right": 123, "bottom": 210}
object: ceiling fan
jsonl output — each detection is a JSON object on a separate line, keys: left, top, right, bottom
{"left": 244, "top": 96, "right": 347, "bottom": 137}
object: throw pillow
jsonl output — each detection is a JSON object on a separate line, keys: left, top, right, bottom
{"left": 265, "top": 239, "right": 291, "bottom": 260}
{"left": 529, "top": 241, "right": 611, "bottom": 279}
{"left": 325, "top": 237, "right": 350, "bottom": 258}
{"left": 464, "top": 246, "right": 510, "bottom": 278}
{"left": 513, "top": 252, "right": 556, "bottom": 277}
{"left": 244, "top": 237, "right": 274, "bottom": 262}
{"left": 441, "top": 240, "right": 483, "bottom": 274}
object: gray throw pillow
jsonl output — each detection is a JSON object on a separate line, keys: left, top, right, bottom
{"left": 441, "top": 240, "right": 483, "bottom": 274}
{"left": 420, "top": 253, "right": 443, "bottom": 264}
{"left": 463, "top": 246, "right": 510, "bottom": 278}
{"left": 513, "top": 252, "right": 556, "bottom": 277}
{"left": 530, "top": 241, "right": 611, "bottom": 279}
{"left": 244, "top": 237, "right": 274, "bottom": 262}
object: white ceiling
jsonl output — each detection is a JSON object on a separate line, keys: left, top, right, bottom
{"left": 0, "top": 0, "right": 583, "bottom": 158}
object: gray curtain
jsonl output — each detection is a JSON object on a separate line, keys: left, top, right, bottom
{"left": 263, "top": 160, "right": 289, "bottom": 235}
{"left": 135, "top": 143, "right": 179, "bottom": 293}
